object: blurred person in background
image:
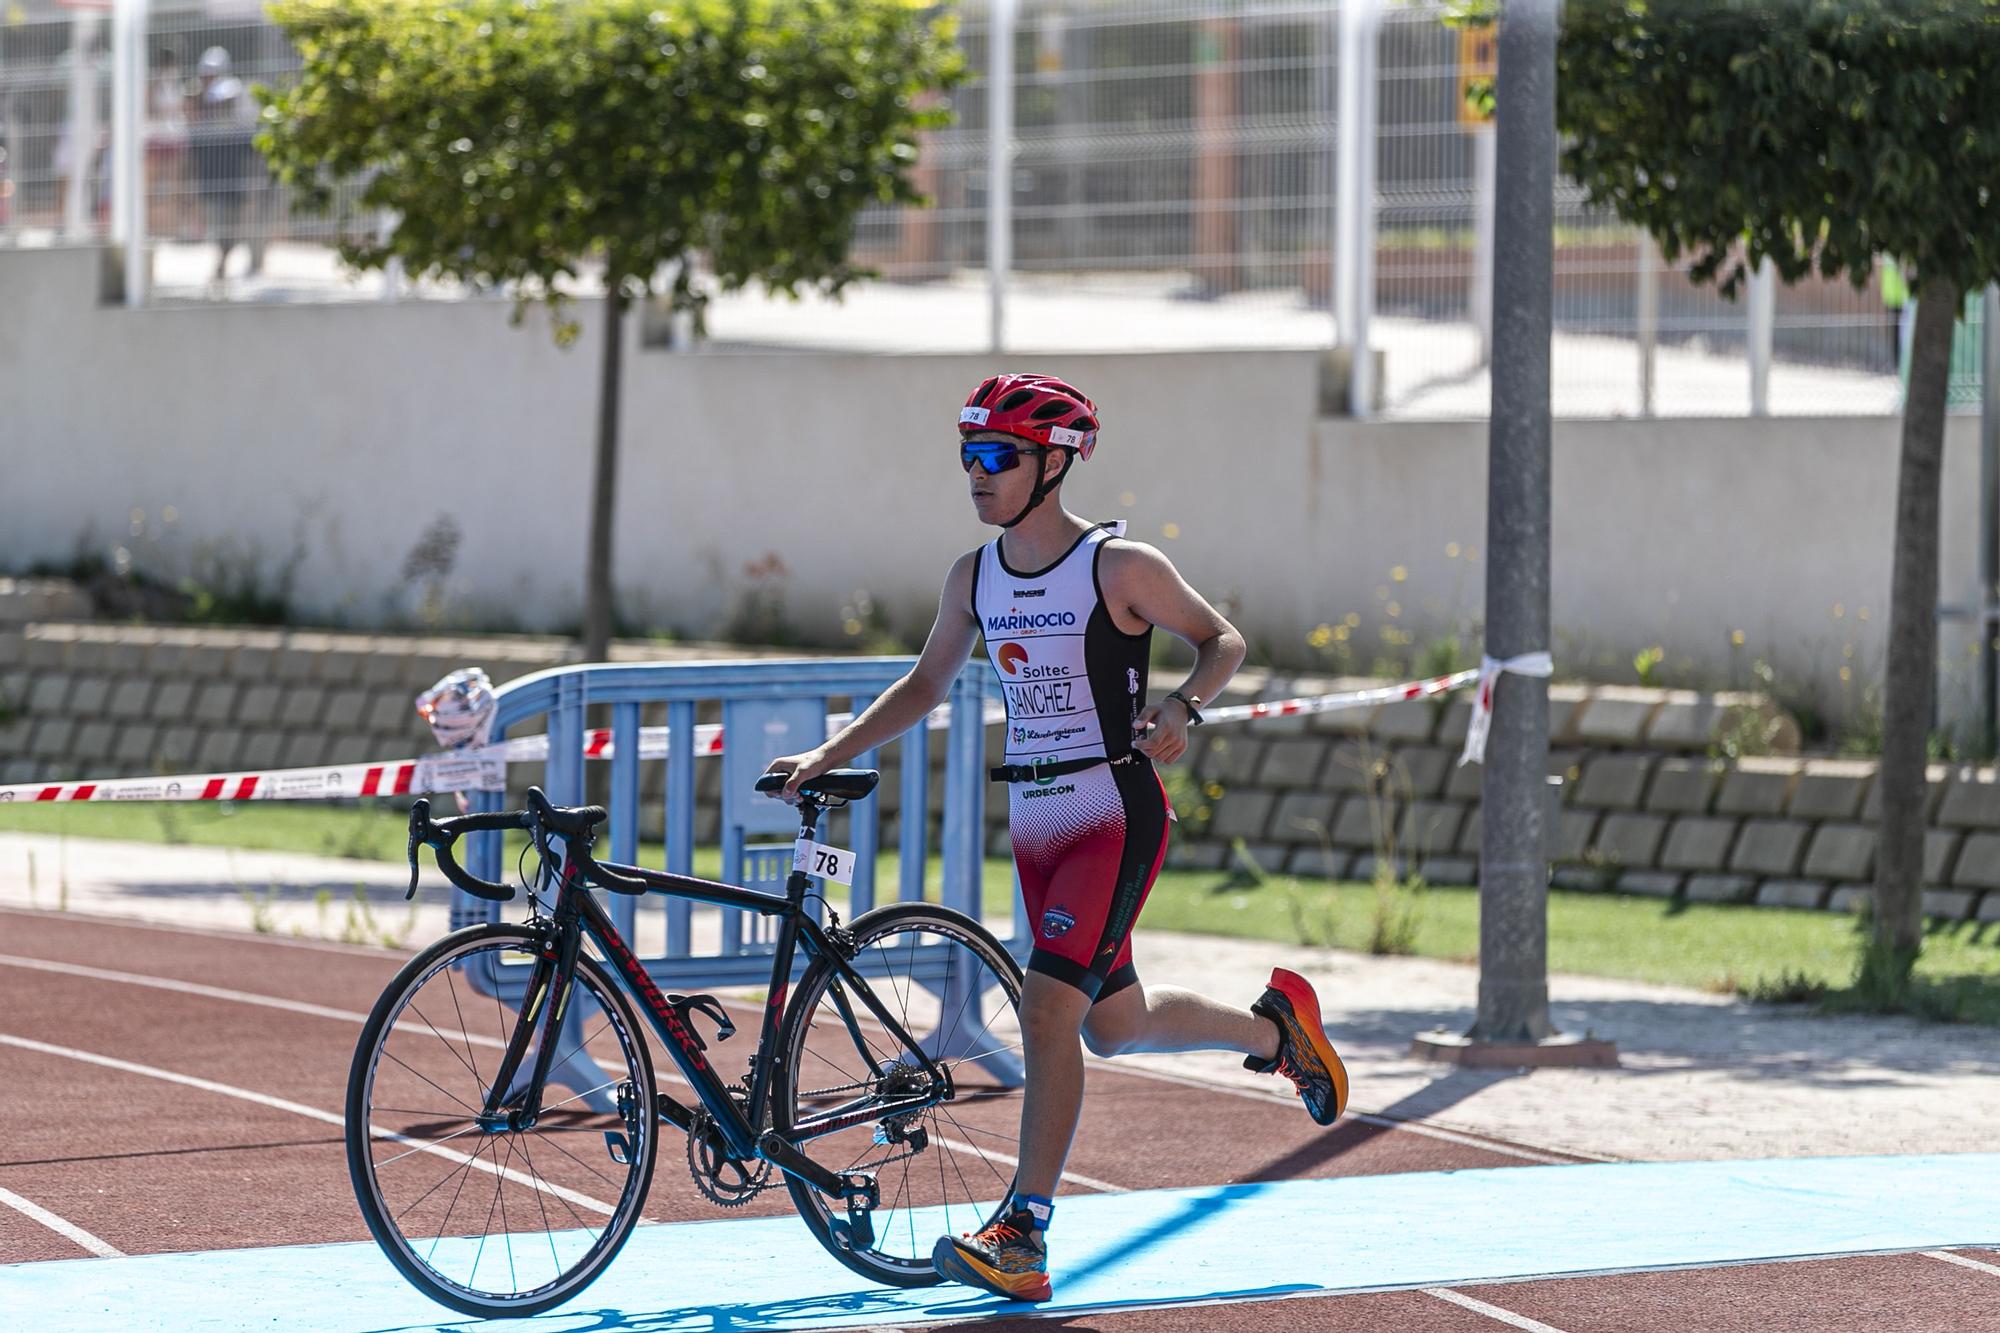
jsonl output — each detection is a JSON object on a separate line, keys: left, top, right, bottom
{"left": 53, "top": 20, "right": 110, "bottom": 234}
{"left": 145, "top": 46, "right": 189, "bottom": 238}
{"left": 188, "top": 45, "right": 261, "bottom": 287}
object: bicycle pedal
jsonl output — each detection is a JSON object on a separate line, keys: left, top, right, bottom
{"left": 604, "top": 1131, "right": 633, "bottom": 1165}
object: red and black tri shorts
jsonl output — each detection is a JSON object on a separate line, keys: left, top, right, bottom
{"left": 1007, "top": 758, "right": 1170, "bottom": 1002}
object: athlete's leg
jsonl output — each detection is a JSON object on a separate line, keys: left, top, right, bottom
{"left": 1012, "top": 970, "right": 1093, "bottom": 1199}
{"left": 1082, "top": 979, "right": 1278, "bottom": 1061}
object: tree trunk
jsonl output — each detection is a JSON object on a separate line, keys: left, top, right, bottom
{"left": 1873, "top": 276, "right": 1960, "bottom": 991}
{"left": 581, "top": 288, "right": 627, "bottom": 663}
{"left": 1471, "top": 0, "right": 1557, "bottom": 1043}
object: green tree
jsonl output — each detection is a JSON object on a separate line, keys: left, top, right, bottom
{"left": 1551, "top": 0, "right": 2000, "bottom": 999}
{"left": 258, "top": 0, "right": 962, "bottom": 659}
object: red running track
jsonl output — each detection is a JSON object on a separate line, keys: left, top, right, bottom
{"left": 2, "top": 905, "right": 1996, "bottom": 1331}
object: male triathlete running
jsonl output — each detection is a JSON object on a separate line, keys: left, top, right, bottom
{"left": 763, "top": 373, "right": 1347, "bottom": 1303}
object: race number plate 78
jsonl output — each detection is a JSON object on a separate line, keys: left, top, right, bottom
{"left": 794, "top": 839, "right": 856, "bottom": 885}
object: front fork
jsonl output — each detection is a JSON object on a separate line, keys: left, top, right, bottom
{"left": 477, "top": 919, "right": 580, "bottom": 1133}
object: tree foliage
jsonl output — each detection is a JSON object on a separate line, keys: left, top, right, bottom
{"left": 1556, "top": 0, "right": 2000, "bottom": 299}
{"left": 258, "top": 0, "right": 963, "bottom": 331}
{"left": 1543, "top": 0, "right": 2000, "bottom": 997}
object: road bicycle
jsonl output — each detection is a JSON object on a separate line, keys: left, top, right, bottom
{"left": 345, "top": 770, "right": 1025, "bottom": 1317}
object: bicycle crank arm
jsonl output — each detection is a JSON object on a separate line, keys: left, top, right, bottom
{"left": 654, "top": 1092, "right": 695, "bottom": 1134}
{"left": 756, "top": 1129, "right": 878, "bottom": 1214}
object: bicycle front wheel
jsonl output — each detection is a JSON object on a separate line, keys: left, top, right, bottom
{"left": 774, "top": 903, "right": 1026, "bottom": 1286}
{"left": 346, "top": 924, "right": 658, "bottom": 1318}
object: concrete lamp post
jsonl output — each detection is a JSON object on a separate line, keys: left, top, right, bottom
{"left": 1409, "top": 0, "right": 1615, "bottom": 1071}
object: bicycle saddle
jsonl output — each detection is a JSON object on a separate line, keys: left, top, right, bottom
{"left": 754, "top": 769, "right": 880, "bottom": 803}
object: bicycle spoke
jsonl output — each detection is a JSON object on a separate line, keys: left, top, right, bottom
{"left": 532, "top": 1122, "right": 632, "bottom": 1194}
{"left": 541, "top": 1017, "right": 615, "bottom": 1085}
{"left": 393, "top": 1142, "right": 485, "bottom": 1226}
{"left": 373, "top": 1119, "right": 491, "bottom": 1170}
{"left": 496, "top": 1137, "right": 518, "bottom": 1294}
{"left": 368, "top": 1106, "right": 476, "bottom": 1121}
{"left": 519, "top": 1134, "right": 563, "bottom": 1279}
{"left": 379, "top": 1045, "right": 483, "bottom": 1116}
{"left": 425, "top": 1136, "right": 488, "bottom": 1263}
{"left": 934, "top": 1104, "right": 1013, "bottom": 1190}
{"left": 936, "top": 1113, "right": 989, "bottom": 1211}
{"left": 354, "top": 933, "right": 651, "bottom": 1312}
{"left": 517, "top": 1133, "right": 603, "bottom": 1241}
{"left": 467, "top": 1140, "right": 508, "bottom": 1290}
{"left": 445, "top": 969, "right": 485, "bottom": 1086}
{"left": 534, "top": 1079, "right": 618, "bottom": 1120}
{"left": 778, "top": 914, "right": 1022, "bottom": 1276}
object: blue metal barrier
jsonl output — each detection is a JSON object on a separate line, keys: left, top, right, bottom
{"left": 443, "top": 657, "right": 1018, "bottom": 1102}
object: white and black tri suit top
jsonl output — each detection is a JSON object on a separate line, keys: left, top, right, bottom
{"left": 974, "top": 522, "right": 1151, "bottom": 769}
{"left": 971, "top": 521, "right": 1172, "bottom": 1001}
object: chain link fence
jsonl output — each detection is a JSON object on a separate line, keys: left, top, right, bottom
{"left": 0, "top": 0, "right": 1929, "bottom": 417}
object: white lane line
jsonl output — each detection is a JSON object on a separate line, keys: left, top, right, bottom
{"left": 1424, "top": 1287, "right": 1568, "bottom": 1331}
{"left": 0, "top": 1032, "right": 617, "bottom": 1217}
{"left": 6, "top": 936, "right": 1581, "bottom": 1173}
{"left": 0, "top": 953, "right": 378, "bottom": 1027}
{"left": 1095, "top": 1057, "right": 1588, "bottom": 1165}
{"left": 0, "top": 903, "right": 405, "bottom": 959}
{"left": 1926, "top": 1249, "right": 2000, "bottom": 1277}
{"left": 0, "top": 1185, "right": 125, "bottom": 1259}
{"left": 926, "top": 1132, "right": 1126, "bottom": 1196}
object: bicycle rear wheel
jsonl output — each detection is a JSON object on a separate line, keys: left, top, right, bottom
{"left": 774, "top": 903, "right": 1026, "bottom": 1286}
{"left": 346, "top": 923, "right": 658, "bottom": 1317}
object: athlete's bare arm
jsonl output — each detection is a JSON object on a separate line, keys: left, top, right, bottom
{"left": 764, "top": 550, "right": 982, "bottom": 799}
{"left": 1098, "top": 541, "right": 1246, "bottom": 765}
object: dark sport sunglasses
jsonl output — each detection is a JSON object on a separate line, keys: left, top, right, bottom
{"left": 960, "top": 439, "right": 1045, "bottom": 474}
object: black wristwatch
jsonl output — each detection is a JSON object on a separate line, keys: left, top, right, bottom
{"left": 1165, "top": 690, "right": 1204, "bottom": 726}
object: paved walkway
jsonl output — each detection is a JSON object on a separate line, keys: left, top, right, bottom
{"left": 114, "top": 239, "right": 1903, "bottom": 420}
{"left": 2, "top": 831, "right": 1994, "bottom": 1166}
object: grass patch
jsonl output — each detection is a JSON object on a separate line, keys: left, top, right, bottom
{"left": 8, "top": 803, "right": 2000, "bottom": 1022}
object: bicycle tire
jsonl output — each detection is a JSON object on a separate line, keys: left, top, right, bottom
{"left": 773, "top": 902, "right": 1026, "bottom": 1286}
{"left": 346, "top": 923, "right": 658, "bottom": 1318}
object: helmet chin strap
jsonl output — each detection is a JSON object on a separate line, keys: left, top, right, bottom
{"left": 999, "top": 447, "right": 1064, "bottom": 529}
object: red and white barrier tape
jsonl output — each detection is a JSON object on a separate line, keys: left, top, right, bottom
{"left": 1455, "top": 652, "right": 1555, "bottom": 767}
{"left": 0, "top": 667, "right": 1485, "bottom": 805}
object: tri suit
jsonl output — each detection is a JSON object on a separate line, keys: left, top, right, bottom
{"left": 972, "top": 521, "right": 1170, "bottom": 1002}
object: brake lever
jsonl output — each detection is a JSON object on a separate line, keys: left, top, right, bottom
{"left": 532, "top": 824, "right": 556, "bottom": 897}
{"left": 405, "top": 798, "right": 432, "bottom": 900}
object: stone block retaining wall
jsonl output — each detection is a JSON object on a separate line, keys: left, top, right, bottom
{"left": 5, "top": 623, "right": 1996, "bottom": 924}
{"left": 1162, "top": 682, "right": 2000, "bottom": 926}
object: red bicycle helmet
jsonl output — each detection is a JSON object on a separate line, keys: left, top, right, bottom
{"left": 958, "top": 373, "right": 1100, "bottom": 460}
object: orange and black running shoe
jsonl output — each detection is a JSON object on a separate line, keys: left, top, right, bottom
{"left": 1245, "top": 967, "right": 1350, "bottom": 1125}
{"left": 932, "top": 1208, "right": 1052, "bottom": 1303}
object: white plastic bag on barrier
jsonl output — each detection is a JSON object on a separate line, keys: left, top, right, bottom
{"left": 415, "top": 667, "right": 499, "bottom": 810}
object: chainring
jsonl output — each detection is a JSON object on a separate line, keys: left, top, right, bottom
{"left": 686, "top": 1109, "right": 774, "bottom": 1207}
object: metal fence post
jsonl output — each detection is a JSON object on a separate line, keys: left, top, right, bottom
{"left": 987, "top": 0, "right": 1016, "bottom": 356}
{"left": 1982, "top": 285, "right": 2000, "bottom": 757}
{"left": 64, "top": 12, "right": 100, "bottom": 240}
{"left": 111, "top": 0, "right": 148, "bottom": 308}
{"left": 1471, "top": 124, "right": 1496, "bottom": 366}
{"left": 1748, "top": 256, "right": 1776, "bottom": 416}
{"left": 1335, "top": 0, "right": 1378, "bottom": 416}
{"left": 1637, "top": 232, "right": 1658, "bottom": 417}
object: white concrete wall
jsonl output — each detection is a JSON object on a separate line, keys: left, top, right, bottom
{"left": 2, "top": 247, "right": 1982, "bottom": 726}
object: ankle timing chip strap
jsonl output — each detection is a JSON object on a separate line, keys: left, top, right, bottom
{"left": 1019, "top": 1194, "right": 1054, "bottom": 1231}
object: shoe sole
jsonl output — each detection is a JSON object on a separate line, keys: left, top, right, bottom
{"left": 1269, "top": 966, "right": 1350, "bottom": 1125}
{"left": 931, "top": 1235, "right": 1054, "bottom": 1303}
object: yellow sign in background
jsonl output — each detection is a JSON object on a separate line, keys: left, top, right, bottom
{"left": 1458, "top": 25, "right": 1496, "bottom": 128}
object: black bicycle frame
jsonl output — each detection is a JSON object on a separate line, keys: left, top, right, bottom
{"left": 478, "top": 811, "right": 947, "bottom": 1208}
